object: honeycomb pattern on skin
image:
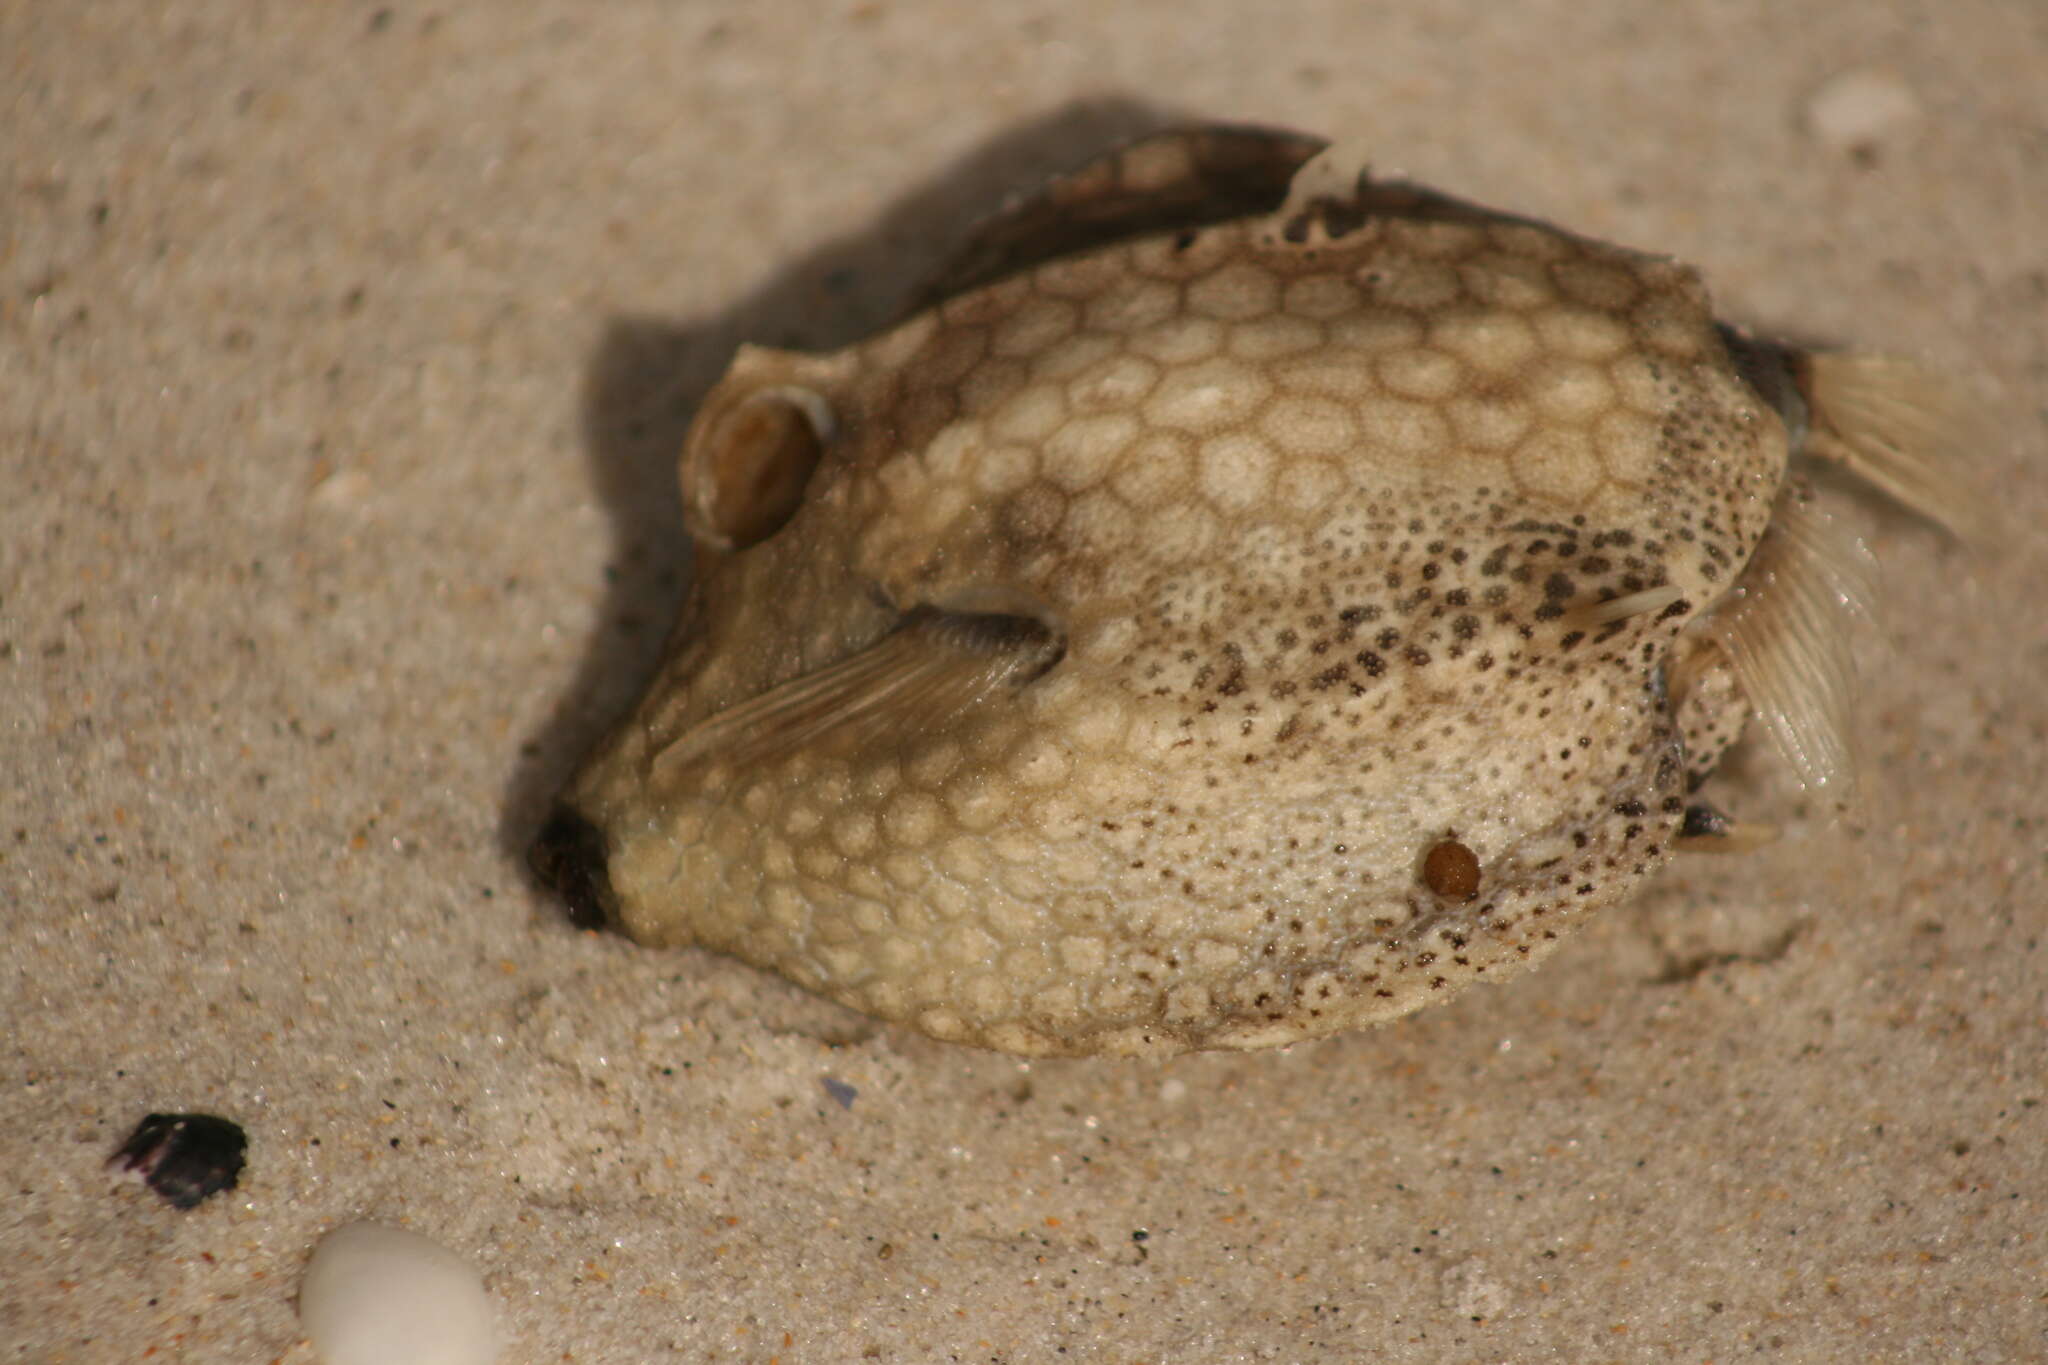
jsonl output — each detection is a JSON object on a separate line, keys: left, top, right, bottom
{"left": 558, "top": 137, "right": 1793, "bottom": 1057}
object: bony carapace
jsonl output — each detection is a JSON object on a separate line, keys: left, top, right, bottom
{"left": 533, "top": 125, "right": 1979, "bottom": 1057}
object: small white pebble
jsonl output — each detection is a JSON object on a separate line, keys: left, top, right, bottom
{"left": 1439, "top": 1255, "right": 1511, "bottom": 1320}
{"left": 1804, "top": 67, "right": 1922, "bottom": 154}
{"left": 309, "top": 467, "right": 374, "bottom": 510}
{"left": 299, "top": 1222, "right": 498, "bottom": 1365}
{"left": 1158, "top": 1077, "right": 1188, "bottom": 1103}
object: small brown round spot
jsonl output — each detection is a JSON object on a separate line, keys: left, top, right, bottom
{"left": 1422, "top": 839, "right": 1482, "bottom": 901}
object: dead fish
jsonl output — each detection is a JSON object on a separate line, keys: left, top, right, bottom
{"left": 532, "top": 125, "right": 1977, "bottom": 1057}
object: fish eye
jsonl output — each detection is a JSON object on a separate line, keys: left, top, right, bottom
{"left": 682, "top": 385, "right": 834, "bottom": 551}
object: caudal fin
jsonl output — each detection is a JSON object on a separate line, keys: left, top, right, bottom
{"left": 1796, "top": 351, "right": 1993, "bottom": 544}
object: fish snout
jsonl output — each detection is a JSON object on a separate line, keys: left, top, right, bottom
{"left": 529, "top": 805, "right": 620, "bottom": 931}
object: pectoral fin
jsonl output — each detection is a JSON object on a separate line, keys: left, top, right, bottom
{"left": 1566, "top": 584, "right": 1686, "bottom": 629}
{"left": 653, "top": 606, "right": 1064, "bottom": 779}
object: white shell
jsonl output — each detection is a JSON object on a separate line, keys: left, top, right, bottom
{"left": 299, "top": 1221, "right": 498, "bottom": 1365}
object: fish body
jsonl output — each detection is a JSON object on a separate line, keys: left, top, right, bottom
{"left": 534, "top": 127, "right": 1969, "bottom": 1056}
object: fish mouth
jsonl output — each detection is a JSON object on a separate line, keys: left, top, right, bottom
{"left": 529, "top": 805, "right": 619, "bottom": 931}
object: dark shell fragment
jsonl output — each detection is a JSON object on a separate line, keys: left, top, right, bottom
{"left": 108, "top": 1111, "right": 248, "bottom": 1209}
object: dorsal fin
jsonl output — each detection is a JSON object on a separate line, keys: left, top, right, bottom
{"left": 652, "top": 605, "right": 1064, "bottom": 780}
{"left": 908, "top": 123, "right": 1327, "bottom": 311}
{"left": 1696, "top": 481, "right": 1877, "bottom": 801}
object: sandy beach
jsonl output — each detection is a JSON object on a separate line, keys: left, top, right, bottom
{"left": 5, "top": 2, "right": 2044, "bottom": 1359}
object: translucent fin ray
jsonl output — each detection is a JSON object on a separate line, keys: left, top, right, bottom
{"left": 1569, "top": 585, "right": 1686, "bottom": 629}
{"left": 1798, "top": 352, "right": 1993, "bottom": 544}
{"left": 1697, "top": 484, "right": 1877, "bottom": 801}
{"left": 653, "top": 607, "right": 1061, "bottom": 779}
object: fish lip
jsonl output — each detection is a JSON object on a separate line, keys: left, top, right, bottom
{"left": 529, "top": 805, "right": 619, "bottom": 931}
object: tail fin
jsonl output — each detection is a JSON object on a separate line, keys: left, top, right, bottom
{"left": 1794, "top": 351, "right": 1993, "bottom": 544}
{"left": 1697, "top": 335, "right": 1991, "bottom": 804}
